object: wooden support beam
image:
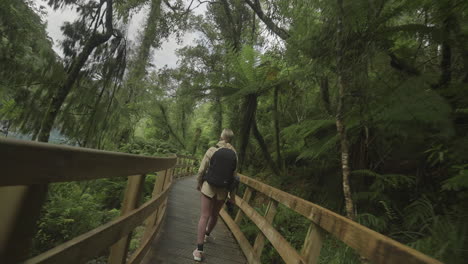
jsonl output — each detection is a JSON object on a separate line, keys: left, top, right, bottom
{"left": 234, "top": 187, "right": 253, "bottom": 224}
{"left": 108, "top": 174, "right": 146, "bottom": 264}
{"left": 220, "top": 209, "right": 261, "bottom": 264}
{"left": 235, "top": 195, "right": 306, "bottom": 264}
{"left": 142, "top": 170, "right": 167, "bottom": 242}
{"left": 301, "top": 223, "right": 325, "bottom": 264}
{"left": 0, "top": 184, "right": 48, "bottom": 263}
{"left": 253, "top": 200, "right": 277, "bottom": 258}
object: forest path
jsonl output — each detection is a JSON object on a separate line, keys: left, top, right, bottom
{"left": 142, "top": 176, "right": 247, "bottom": 264}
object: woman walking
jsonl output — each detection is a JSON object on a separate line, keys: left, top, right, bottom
{"left": 193, "top": 129, "right": 237, "bottom": 261}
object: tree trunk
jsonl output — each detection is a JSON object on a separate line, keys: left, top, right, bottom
{"left": 319, "top": 76, "right": 332, "bottom": 115}
{"left": 192, "top": 127, "right": 202, "bottom": 155}
{"left": 83, "top": 83, "right": 107, "bottom": 148}
{"left": 252, "top": 116, "right": 281, "bottom": 176}
{"left": 273, "top": 85, "right": 282, "bottom": 170}
{"left": 98, "top": 81, "right": 120, "bottom": 149}
{"left": 158, "top": 104, "right": 185, "bottom": 149}
{"left": 433, "top": 12, "right": 453, "bottom": 89}
{"left": 37, "top": 0, "right": 114, "bottom": 142}
{"left": 336, "top": 0, "right": 356, "bottom": 220}
{"left": 214, "top": 94, "right": 223, "bottom": 137}
{"left": 244, "top": 0, "right": 290, "bottom": 40}
{"left": 238, "top": 94, "right": 257, "bottom": 171}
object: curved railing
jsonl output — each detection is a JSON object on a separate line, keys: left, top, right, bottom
{"left": 0, "top": 137, "right": 444, "bottom": 264}
{"left": 220, "top": 174, "right": 443, "bottom": 264}
{"left": 0, "top": 138, "right": 196, "bottom": 264}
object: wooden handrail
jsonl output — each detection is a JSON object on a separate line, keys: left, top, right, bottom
{"left": 0, "top": 138, "right": 176, "bottom": 186}
{"left": 0, "top": 138, "right": 197, "bottom": 264}
{"left": 220, "top": 173, "right": 444, "bottom": 264}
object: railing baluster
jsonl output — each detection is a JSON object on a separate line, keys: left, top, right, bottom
{"left": 0, "top": 185, "right": 48, "bottom": 263}
{"left": 301, "top": 222, "right": 325, "bottom": 264}
{"left": 108, "top": 174, "right": 146, "bottom": 264}
{"left": 253, "top": 199, "right": 278, "bottom": 257}
{"left": 159, "top": 166, "right": 173, "bottom": 216}
{"left": 142, "top": 170, "right": 168, "bottom": 242}
{"left": 234, "top": 186, "right": 253, "bottom": 224}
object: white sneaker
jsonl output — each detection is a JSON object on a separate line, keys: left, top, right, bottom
{"left": 193, "top": 249, "right": 203, "bottom": 261}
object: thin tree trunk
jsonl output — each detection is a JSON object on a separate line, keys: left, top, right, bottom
{"left": 117, "top": 0, "right": 162, "bottom": 145}
{"left": 192, "top": 127, "right": 202, "bottom": 155}
{"left": 98, "top": 80, "right": 120, "bottom": 149}
{"left": 159, "top": 104, "right": 185, "bottom": 149}
{"left": 181, "top": 108, "right": 187, "bottom": 140}
{"left": 83, "top": 84, "right": 107, "bottom": 148}
{"left": 319, "top": 76, "right": 332, "bottom": 115}
{"left": 238, "top": 94, "right": 257, "bottom": 171}
{"left": 433, "top": 12, "right": 453, "bottom": 89}
{"left": 273, "top": 85, "right": 282, "bottom": 170}
{"left": 336, "top": 0, "right": 356, "bottom": 220}
{"left": 252, "top": 116, "right": 280, "bottom": 176}
{"left": 38, "top": 0, "right": 114, "bottom": 142}
{"left": 244, "top": 0, "right": 290, "bottom": 40}
{"left": 214, "top": 94, "right": 223, "bottom": 137}
{"left": 220, "top": 0, "right": 242, "bottom": 51}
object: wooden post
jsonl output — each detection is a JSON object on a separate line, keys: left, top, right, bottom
{"left": 234, "top": 187, "right": 253, "bottom": 224}
{"left": 0, "top": 185, "right": 48, "bottom": 263}
{"left": 253, "top": 200, "right": 278, "bottom": 257}
{"left": 301, "top": 222, "right": 325, "bottom": 264}
{"left": 141, "top": 170, "right": 167, "bottom": 242}
{"left": 108, "top": 174, "right": 146, "bottom": 264}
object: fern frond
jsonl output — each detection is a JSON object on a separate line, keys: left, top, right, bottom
{"left": 403, "top": 197, "right": 435, "bottom": 231}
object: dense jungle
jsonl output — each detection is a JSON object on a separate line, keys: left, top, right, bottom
{"left": 1, "top": 0, "right": 467, "bottom": 263}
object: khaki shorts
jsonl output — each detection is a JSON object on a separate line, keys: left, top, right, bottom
{"left": 201, "top": 181, "right": 228, "bottom": 200}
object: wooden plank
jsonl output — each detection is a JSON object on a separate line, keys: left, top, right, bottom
{"left": 143, "top": 176, "right": 246, "bottom": 264}
{"left": 108, "top": 175, "right": 146, "bottom": 264}
{"left": 238, "top": 174, "right": 443, "bottom": 264}
{"left": 0, "top": 184, "right": 48, "bottom": 263}
{"left": 252, "top": 200, "right": 277, "bottom": 258}
{"left": 234, "top": 195, "right": 306, "bottom": 264}
{"left": 234, "top": 187, "right": 253, "bottom": 224}
{"left": 23, "top": 182, "right": 171, "bottom": 264}
{"left": 219, "top": 209, "right": 260, "bottom": 264}
{"left": 301, "top": 223, "right": 324, "bottom": 264}
{"left": 0, "top": 138, "right": 176, "bottom": 186}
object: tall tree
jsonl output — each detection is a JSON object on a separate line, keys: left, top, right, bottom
{"left": 38, "top": 0, "right": 118, "bottom": 142}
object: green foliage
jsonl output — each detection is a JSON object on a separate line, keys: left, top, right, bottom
{"left": 119, "top": 137, "right": 179, "bottom": 156}
{"left": 442, "top": 165, "right": 468, "bottom": 191}
{"left": 4, "top": 0, "right": 468, "bottom": 262}
{"left": 32, "top": 182, "right": 120, "bottom": 254}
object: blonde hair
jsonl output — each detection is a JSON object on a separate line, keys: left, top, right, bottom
{"left": 220, "top": 128, "right": 234, "bottom": 143}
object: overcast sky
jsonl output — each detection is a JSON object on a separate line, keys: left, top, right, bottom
{"left": 33, "top": 0, "right": 206, "bottom": 69}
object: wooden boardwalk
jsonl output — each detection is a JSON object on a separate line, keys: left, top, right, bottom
{"left": 142, "top": 176, "right": 247, "bottom": 264}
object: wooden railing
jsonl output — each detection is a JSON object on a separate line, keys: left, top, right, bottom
{"left": 220, "top": 174, "right": 443, "bottom": 264}
{"left": 0, "top": 138, "right": 197, "bottom": 264}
